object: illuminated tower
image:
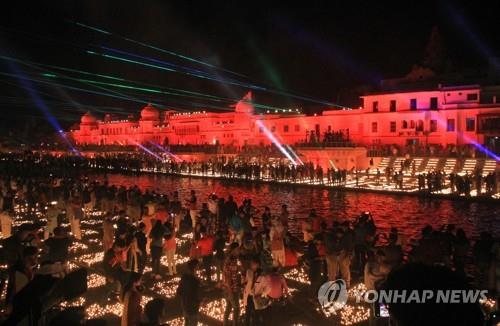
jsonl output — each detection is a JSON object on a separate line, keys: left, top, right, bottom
{"left": 233, "top": 91, "right": 255, "bottom": 145}
{"left": 139, "top": 103, "right": 160, "bottom": 143}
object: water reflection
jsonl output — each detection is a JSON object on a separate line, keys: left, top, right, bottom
{"left": 98, "top": 174, "right": 500, "bottom": 240}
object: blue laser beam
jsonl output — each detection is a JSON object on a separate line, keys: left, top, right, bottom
{"left": 133, "top": 141, "right": 163, "bottom": 161}
{"left": 2, "top": 61, "right": 80, "bottom": 155}
{"left": 148, "top": 141, "right": 182, "bottom": 162}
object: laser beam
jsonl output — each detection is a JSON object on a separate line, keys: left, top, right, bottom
{"left": 1, "top": 62, "right": 80, "bottom": 155}
{"left": 256, "top": 120, "right": 297, "bottom": 165}
{"left": 71, "top": 21, "right": 247, "bottom": 78}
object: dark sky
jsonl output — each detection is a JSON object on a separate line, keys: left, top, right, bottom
{"left": 0, "top": 0, "right": 499, "bottom": 134}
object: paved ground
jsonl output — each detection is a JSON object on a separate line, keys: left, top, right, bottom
{"left": 2, "top": 206, "right": 373, "bottom": 325}
{"left": 64, "top": 210, "right": 372, "bottom": 325}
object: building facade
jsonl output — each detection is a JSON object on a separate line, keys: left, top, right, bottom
{"left": 70, "top": 86, "right": 500, "bottom": 152}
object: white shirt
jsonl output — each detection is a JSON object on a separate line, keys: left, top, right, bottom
{"left": 243, "top": 269, "right": 271, "bottom": 307}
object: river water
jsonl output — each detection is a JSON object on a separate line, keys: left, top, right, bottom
{"left": 98, "top": 173, "right": 500, "bottom": 241}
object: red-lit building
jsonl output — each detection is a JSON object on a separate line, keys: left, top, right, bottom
{"left": 71, "top": 86, "right": 500, "bottom": 151}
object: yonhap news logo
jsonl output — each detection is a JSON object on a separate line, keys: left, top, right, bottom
{"left": 317, "top": 278, "right": 488, "bottom": 310}
{"left": 317, "top": 279, "right": 348, "bottom": 311}
{"left": 355, "top": 289, "right": 489, "bottom": 304}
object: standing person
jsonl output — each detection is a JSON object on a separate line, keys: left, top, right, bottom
{"left": 259, "top": 235, "right": 274, "bottom": 274}
{"left": 214, "top": 231, "right": 226, "bottom": 282}
{"left": 301, "top": 216, "right": 313, "bottom": 243}
{"left": 135, "top": 223, "right": 148, "bottom": 274}
{"left": 69, "top": 194, "right": 82, "bottom": 240}
{"left": 222, "top": 195, "right": 238, "bottom": 225}
{"left": 364, "top": 250, "right": 390, "bottom": 291}
{"left": 353, "top": 214, "right": 370, "bottom": 271}
{"left": 163, "top": 223, "right": 177, "bottom": 276}
{"left": 144, "top": 199, "right": 157, "bottom": 218}
{"left": 82, "top": 186, "right": 92, "bottom": 213}
{"left": 140, "top": 222, "right": 153, "bottom": 254}
{"left": 170, "top": 191, "right": 182, "bottom": 232}
{"left": 305, "top": 237, "right": 322, "bottom": 297}
{"left": 338, "top": 222, "right": 354, "bottom": 288}
{"left": 264, "top": 267, "right": 289, "bottom": 324}
{"left": 141, "top": 203, "right": 154, "bottom": 253}
{"left": 266, "top": 267, "right": 289, "bottom": 301}
{"left": 149, "top": 220, "right": 166, "bottom": 280}
{"left": 261, "top": 207, "right": 272, "bottom": 231}
{"left": 0, "top": 208, "right": 13, "bottom": 239}
{"left": 207, "top": 193, "right": 218, "bottom": 217}
{"left": 1, "top": 189, "right": 14, "bottom": 218}
{"left": 243, "top": 257, "right": 268, "bottom": 326}
{"left": 127, "top": 187, "right": 142, "bottom": 222}
{"left": 100, "top": 183, "right": 110, "bottom": 213}
{"left": 43, "top": 227, "right": 72, "bottom": 263}
{"left": 44, "top": 201, "right": 59, "bottom": 239}
{"left": 177, "top": 259, "right": 201, "bottom": 326}
{"left": 325, "top": 228, "right": 340, "bottom": 282}
{"left": 229, "top": 212, "right": 243, "bottom": 245}
{"left": 103, "top": 239, "right": 128, "bottom": 298}
{"left": 121, "top": 272, "right": 143, "bottom": 326}
{"left": 304, "top": 209, "right": 321, "bottom": 242}
{"left": 269, "top": 217, "right": 285, "bottom": 267}
{"left": 125, "top": 237, "right": 142, "bottom": 274}
{"left": 197, "top": 229, "right": 215, "bottom": 283}
{"left": 2, "top": 224, "right": 32, "bottom": 268}
{"left": 383, "top": 231, "right": 403, "bottom": 270}
{"left": 279, "top": 204, "right": 289, "bottom": 230}
{"left": 223, "top": 243, "right": 242, "bottom": 326}
{"left": 103, "top": 213, "right": 115, "bottom": 253}
{"left": 187, "top": 190, "right": 198, "bottom": 228}
{"left": 6, "top": 246, "right": 38, "bottom": 305}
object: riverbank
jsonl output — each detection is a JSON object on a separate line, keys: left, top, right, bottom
{"left": 96, "top": 167, "right": 500, "bottom": 204}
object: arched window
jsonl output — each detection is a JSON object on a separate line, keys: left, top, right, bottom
{"left": 402, "top": 120, "right": 408, "bottom": 129}
{"left": 410, "top": 120, "right": 415, "bottom": 129}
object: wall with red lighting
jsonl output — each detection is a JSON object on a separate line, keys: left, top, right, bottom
{"left": 71, "top": 87, "right": 500, "bottom": 150}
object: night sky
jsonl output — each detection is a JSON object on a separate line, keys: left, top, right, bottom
{"left": 0, "top": 0, "right": 499, "bottom": 137}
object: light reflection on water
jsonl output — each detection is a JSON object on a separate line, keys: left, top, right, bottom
{"left": 98, "top": 174, "right": 500, "bottom": 240}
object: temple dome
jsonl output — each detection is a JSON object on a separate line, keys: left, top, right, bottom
{"left": 235, "top": 91, "right": 254, "bottom": 114}
{"left": 80, "top": 111, "right": 97, "bottom": 125}
{"left": 140, "top": 103, "right": 160, "bottom": 121}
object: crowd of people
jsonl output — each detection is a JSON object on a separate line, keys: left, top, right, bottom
{"left": 367, "top": 143, "right": 496, "bottom": 159}
{"left": 413, "top": 169, "right": 497, "bottom": 195}
{"left": 0, "top": 153, "right": 498, "bottom": 325}
{"left": 5, "top": 151, "right": 496, "bottom": 199}
{"left": 301, "top": 129, "right": 352, "bottom": 147}
{"left": 0, "top": 155, "right": 294, "bottom": 325}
